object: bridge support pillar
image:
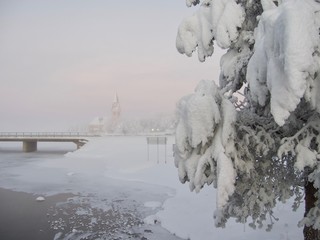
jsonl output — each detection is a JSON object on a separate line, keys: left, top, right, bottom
{"left": 74, "top": 140, "right": 86, "bottom": 149}
{"left": 23, "top": 141, "right": 37, "bottom": 152}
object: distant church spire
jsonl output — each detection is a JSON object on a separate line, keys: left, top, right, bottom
{"left": 111, "top": 92, "right": 121, "bottom": 130}
{"left": 113, "top": 92, "right": 119, "bottom": 105}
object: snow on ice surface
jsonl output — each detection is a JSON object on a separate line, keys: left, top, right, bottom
{"left": 0, "top": 136, "right": 304, "bottom": 239}
{"left": 144, "top": 201, "right": 162, "bottom": 210}
{"left": 36, "top": 196, "right": 45, "bottom": 202}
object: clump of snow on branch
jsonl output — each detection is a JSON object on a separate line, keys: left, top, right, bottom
{"left": 176, "top": 0, "right": 244, "bottom": 62}
{"left": 277, "top": 119, "right": 320, "bottom": 171}
{"left": 247, "top": 0, "right": 320, "bottom": 126}
{"left": 211, "top": 0, "right": 244, "bottom": 48}
{"left": 175, "top": 80, "right": 237, "bottom": 215}
{"left": 176, "top": 2, "right": 213, "bottom": 62}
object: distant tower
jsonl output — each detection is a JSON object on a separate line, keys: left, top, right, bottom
{"left": 111, "top": 92, "right": 121, "bottom": 129}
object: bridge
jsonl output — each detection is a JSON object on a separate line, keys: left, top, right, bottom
{"left": 0, "top": 132, "right": 99, "bottom": 152}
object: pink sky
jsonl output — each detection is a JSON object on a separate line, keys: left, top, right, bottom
{"left": 0, "top": 0, "right": 222, "bottom": 131}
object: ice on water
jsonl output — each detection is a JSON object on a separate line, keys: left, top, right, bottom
{"left": 0, "top": 136, "right": 303, "bottom": 240}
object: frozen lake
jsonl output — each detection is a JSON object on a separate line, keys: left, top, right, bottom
{"left": 0, "top": 136, "right": 304, "bottom": 240}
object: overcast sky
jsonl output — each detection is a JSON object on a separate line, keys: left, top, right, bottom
{"left": 0, "top": 0, "right": 221, "bottom": 132}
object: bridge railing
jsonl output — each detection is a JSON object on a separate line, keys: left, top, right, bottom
{"left": 0, "top": 132, "right": 100, "bottom": 138}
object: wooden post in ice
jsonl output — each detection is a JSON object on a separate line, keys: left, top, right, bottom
{"left": 146, "top": 136, "right": 167, "bottom": 163}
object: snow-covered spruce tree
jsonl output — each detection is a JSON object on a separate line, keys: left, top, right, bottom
{"left": 174, "top": 0, "right": 320, "bottom": 239}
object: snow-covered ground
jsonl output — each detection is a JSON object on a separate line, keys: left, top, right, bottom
{"left": 0, "top": 136, "right": 304, "bottom": 239}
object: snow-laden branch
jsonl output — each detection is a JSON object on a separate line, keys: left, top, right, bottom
{"left": 175, "top": 0, "right": 320, "bottom": 233}
{"left": 247, "top": 0, "right": 320, "bottom": 126}
{"left": 175, "top": 80, "right": 237, "bottom": 215}
{"left": 177, "top": 0, "right": 245, "bottom": 62}
{"left": 176, "top": 2, "right": 214, "bottom": 62}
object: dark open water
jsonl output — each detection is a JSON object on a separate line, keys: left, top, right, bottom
{"left": 0, "top": 188, "right": 72, "bottom": 240}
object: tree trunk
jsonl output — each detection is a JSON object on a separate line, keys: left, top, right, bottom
{"left": 304, "top": 181, "right": 320, "bottom": 240}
